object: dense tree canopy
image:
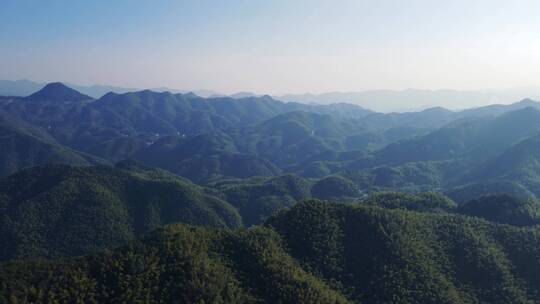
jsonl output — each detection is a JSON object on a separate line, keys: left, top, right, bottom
{"left": 5, "top": 200, "right": 540, "bottom": 303}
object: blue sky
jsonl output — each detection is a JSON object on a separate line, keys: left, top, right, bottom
{"left": 1, "top": 0, "right": 540, "bottom": 94}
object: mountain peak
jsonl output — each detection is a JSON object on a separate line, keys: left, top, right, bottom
{"left": 25, "top": 82, "right": 92, "bottom": 102}
{"left": 182, "top": 92, "right": 199, "bottom": 98}
{"left": 514, "top": 98, "right": 539, "bottom": 107}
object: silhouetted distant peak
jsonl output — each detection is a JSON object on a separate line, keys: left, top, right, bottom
{"left": 100, "top": 91, "right": 118, "bottom": 99}
{"left": 421, "top": 106, "right": 453, "bottom": 114}
{"left": 130, "top": 89, "right": 175, "bottom": 98}
{"left": 209, "top": 93, "right": 227, "bottom": 98}
{"left": 514, "top": 98, "right": 539, "bottom": 106}
{"left": 182, "top": 92, "right": 199, "bottom": 98}
{"left": 230, "top": 92, "right": 258, "bottom": 99}
{"left": 25, "top": 82, "right": 92, "bottom": 102}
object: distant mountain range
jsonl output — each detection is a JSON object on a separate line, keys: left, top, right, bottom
{"left": 0, "top": 79, "right": 220, "bottom": 99}
{"left": 278, "top": 88, "right": 540, "bottom": 112}
{"left": 5, "top": 79, "right": 540, "bottom": 112}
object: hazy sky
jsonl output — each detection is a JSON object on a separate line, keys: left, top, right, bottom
{"left": 1, "top": 0, "right": 540, "bottom": 94}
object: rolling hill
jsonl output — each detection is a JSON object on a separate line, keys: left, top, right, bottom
{"left": 0, "top": 111, "right": 101, "bottom": 177}
{"left": 4, "top": 200, "right": 540, "bottom": 303}
{"left": 0, "top": 162, "right": 241, "bottom": 261}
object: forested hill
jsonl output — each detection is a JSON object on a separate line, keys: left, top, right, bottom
{"left": 0, "top": 110, "right": 103, "bottom": 177}
{"left": 0, "top": 163, "right": 358, "bottom": 261}
{"left": 0, "top": 162, "right": 242, "bottom": 260}
{"left": 4, "top": 200, "right": 540, "bottom": 303}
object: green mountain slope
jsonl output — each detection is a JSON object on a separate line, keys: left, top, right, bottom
{"left": 230, "top": 111, "right": 356, "bottom": 166}
{"left": 211, "top": 174, "right": 312, "bottom": 226}
{"left": 457, "top": 194, "right": 540, "bottom": 226}
{"left": 0, "top": 163, "right": 241, "bottom": 261}
{"left": 463, "top": 133, "right": 540, "bottom": 196}
{"left": 374, "top": 107, "right": 540, "bottom": 165}
{"left": 4, "top": 200, "right": 540, "bottom": 303}
{"left": 267, "top": 200, "right": 540, "bottom": 303}
{"left": 445, "top": 181, "right": 537, "bottom": 203}
{"left": 0, "top": 112, "right": 100, "bottom": 177}
{"left": 133, "top": 133, "right": 281, "bottom": 182}
{"left": 0, "top": 224, "right": 348, "bottom": 304}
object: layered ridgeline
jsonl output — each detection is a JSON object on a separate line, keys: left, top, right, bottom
{"left": 6, "top": 160, "right": 540, "bottom": 263}
{"left": 0, "top": 163, "right": 359, "bottom": 261}
{"left": 1, "top": 82, "right": 375, "bottom": 163}
{"left": 0, "top": 163, "right": 378, "bottom": 261}
{"left": 6, "top": 82, "right": 540, "bottom": 188}
{"left": 0, "top": 83, "right": 389, "bottom": 181}
{"left": 2, "top": 160, "right": 540, "bottom": 262}
{"left": 4, "top": 200, "right": 540, "bottom": 303}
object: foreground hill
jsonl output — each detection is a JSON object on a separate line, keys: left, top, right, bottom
{"left": 268, "top": 201, "right": 540, "bottom": 303}
{"left": 4, "top": 200, "right": 540, "bottom": 303}
{"left": 0, "top": 224, "right": 347, "bottom": 304}
{"left": 0, "top": 163, "right": 241, "bottom": 261}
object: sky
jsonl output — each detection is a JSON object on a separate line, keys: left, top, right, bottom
{"left": 1, "top": 0, "right": 540, "bottom": 95}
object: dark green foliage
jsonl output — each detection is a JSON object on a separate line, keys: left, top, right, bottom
{"left": 312, "top": 175, "right": 358, "bottom": 199}
{"left": 133, "top": 133, "right": 281, "bottom": 182}
{"left": 266, "top": 200, "right": 345, "bottom": 280}
{"left": 6, "top": 199, "right": 540, "bottom": 303}
{"left": 445, "top": 181, "right": 537, "bottom": 204}
{"left": 0, "top": 224, "right": 349, "bottom": 304}
{"left": 362, "top": 191, "right": 457, "bottom": 212}
{"left": 338, "top": 160, "right": 467, "bottom": 194}
{"left": 0, "top": 112, "right": 103, "bottom": 177}
{"left": 268, "top": 200, "right": 540, "bottom": 303}
{"left": 86, "top": 136, "right": 148, "bottom": 161}
{"left": 0, "top": 163, "right": 241, "bottom": 261}
{"left": 211, "top": 174, "right": 312, "bottom": 226}
{"left": 462, "top": 134, "right": 540, "bottom": 196}
{"left": 458, "top": 194, "right": 540, "bottom": 226}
